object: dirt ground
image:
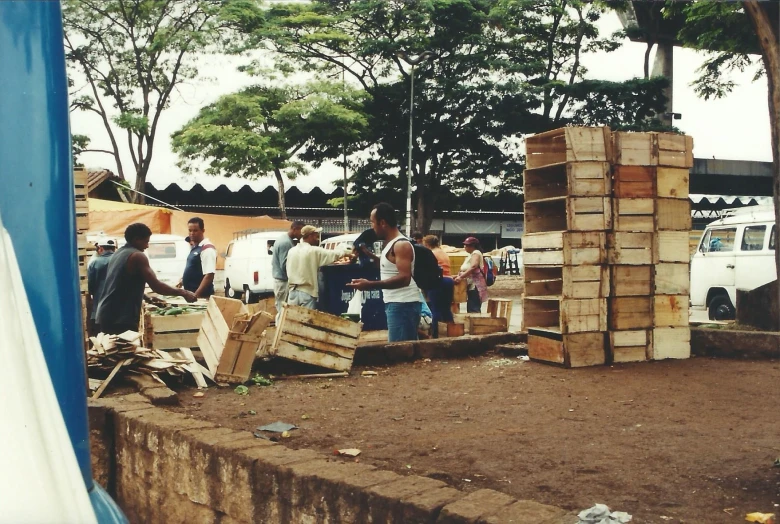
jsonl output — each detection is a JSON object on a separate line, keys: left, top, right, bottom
{"left": 161, "top": 355, "right": 780, "bottom": 523}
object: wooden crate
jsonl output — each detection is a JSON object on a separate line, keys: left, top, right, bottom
{"left": 652, "top": 327, "right": 691, "bottom": 360}
{"left": 246, "top": 297, "right": 277, "bottom": 320}
{"left": 609, "top": 330, "right": 651, "bottom": 363}
{"left": 272, "top": 305, "right": 362, "bottom": 372}
{"left": 609, "top": 297, "right": 653, "bottom": 330}
{"left": 198, "top": 296, "right": 272, "bottom": 383}
{"left": 656, "top": 167, "right": 689, "bottom": 199}
{"left": 524, "top": 265, "right": 608, "bottom": 299}
{"left": 528, "top": 330, "right": 605, "bottom": 368}
{"left": 468, "top": 316, "right": 508, "bottom": 335}
{"left": 653, "top": 295, "right": 689, "bottom": 327}
{"left": 523, "top": 231, "right": 606, "bottom": 266}
{"left": 487, "top": 298, "right": 514, "bottom": 320}
{"left": 523, "top": 161, "right": 611, "bottom": 200}
{"left": 613, "top": 198, "right": 654, "bottom": 232}
{"left": 654, "top": 231, "right": 690, "bottom": 263}
{"left": 654, "top": 263, "right": 690, "bottom": 295}
{"left": 452, "top": 280, "right": 468, "bottom": 303}
{"left": 655, "top": 198, "right": 692, "bottom": 231}
{"left": 613, "top": 165, "right": 655, "bottom": 198}
{"left": 145, "top": 311, "right": 204, "bottom": 350}
{"left": 524, "top": 196, "right": 611, "bottom": 233}
{"left": 358, "top": 330, "right": 389, "bottom": 345}
{"left": 523, "top": 297, "right": 606, "bottom": 334}
{"left": 525, "top": 127, "right": 612, "bottom": 169}
{"left": 610, "top": 265, "right": 653, "bottom": 297}
{"left": 656, "top": 133, "right": 694, "bottom": 168}
{"left": 607, "top": 232, "right": 653, "bottom": 265}
{"left": 437, "top": 322, "right": 465, "bottom": 338}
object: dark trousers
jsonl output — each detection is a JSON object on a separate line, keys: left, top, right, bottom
{"left": 429, "top": 277, "right": 454, "bottom": 338}
{"left": 466, "top": 288, "right": 482, "bottom": 313}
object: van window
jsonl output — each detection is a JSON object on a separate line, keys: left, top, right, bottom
{"left": 699, "top": 227, "right": 737, "bottom": 253}
{"left": 740, "top": 225, "right": 766, "bottom": 251}
{"left": 147, "top": 242, "right": 177, "bottom": 259}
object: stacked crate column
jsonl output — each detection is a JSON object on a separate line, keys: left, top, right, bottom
{"left": 523, "top": 127, "right": 612, "bottom": 368}
{"left": 74, "top": 167, "right": 90, "bottom": 346}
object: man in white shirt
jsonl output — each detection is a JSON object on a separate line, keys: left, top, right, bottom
{"left": 286, "top": 225, "right": 351, "bottom": 309}
{"left": 182, "top": 217, "right": 217, "bottom": 298}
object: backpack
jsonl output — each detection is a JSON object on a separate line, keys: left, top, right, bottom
{"left": 483, "top": 256, "right": 495, "bottom": 286}
{"left": 412, "top": 243, "right": 443, "bottom": 290}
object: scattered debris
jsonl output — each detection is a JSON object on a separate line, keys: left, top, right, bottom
{"left": 301, "top": 414, "right": 310, "bottom": 420}
{"left": 577, "top": 504, "right": 632, "bottom": 523}
{"left": 336, "top": 448, "right": 361, "bottom": 457}
{"left": 234, "top": 385, "right": 249, "bottom": 395}
{"left": 774, "top": 458, "right": 780, "bottom": 468}
{"left": 485, "top": 358, "right": 518, "bottom": 368}
{"left": 270, "top": 371, "right": 349, "bottom": 380}
{"left": 257, "top": 421, "right": 297, "bottom": 433}
{"left": 281, "top": 431, "right": 291, "bottom": 438}
{"left": 746, "top": 513, "right": 775, "bottom": 524}
{"left": 87, "top": 331, "right": 207, "bottom": 398}
{"left": 361, "top": 370, "right": 378, "bottom": 376}
{"left": 193, "top": 392, "right": 205, "bottom": 398}
{"left": 251, "top": 373, "right": 274, "bottom": 387}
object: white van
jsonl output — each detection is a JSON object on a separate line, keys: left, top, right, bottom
{"left": 145, "top": 234, "right": 190, "bottom": 286}
{"left": 223, "top": 231, "right": 287, "bottom": 303}
{"left": 690, "top": 206, "right": 777, "bottom": 320}
{"left": 321, "top": 233, "right": 359, "bottom": 251}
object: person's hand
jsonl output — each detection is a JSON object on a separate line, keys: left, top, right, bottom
{"left": 346, "top": 278, "right": 372, "bottom": 290}
{"left": 181, "top": 290, "right": 197, "bottom": 303}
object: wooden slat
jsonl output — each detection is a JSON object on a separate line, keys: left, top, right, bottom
{"left": 231, "top": 341, "right": 259, "bottom": 383}
{"left": 180, "top": 347, "right": 208, "bottom": 388}
{"left": 610, "top": 265, "right": 653, "bottom": 297}
{"left": 609, "top": 297, "right": 653, "bottom": 330}
{"left": 565, "top": 332, "right": 606, "bottom": 368}
{"left": 274, "top": 340, "right": 352, "bottom": 372}
{"left": 528, "top": 333, "right": 565, "bottom": 364}
{"left": 654, "top": 263, "right": 690, "bottom": 295}
{"left": 613, "top": 165, "right": 655, "bottom": 198}
{"left": 561, "top": 298, "right": 606, "bottom": 333}
{"left": 279, "top": 332, "right": 357, "bottom": 360}
{"left": 467, "top": 316, "right": 508, "bottom": 335}
{"left": 614, "top": 132, "right": 656, "bottom": 166}
{"left": 152, "top": 332, "right": 199, "bottom": 350}
{"left": 197, "top": 312, "right": 223, "bottom": 374}
{"left": 652, "top": 327, "right": 690, "bottom": 359}
{"left": 653, "top": 295, "right": 689, "bottom": 327}
{"left": 654, "top": 231, "right": 690, "bottom": 263}
{"left": 149, "top": 312, "right": 204, "bottom": 332}
{"left": 92, "top": 359, "right": 129, "bottom": 399}
{"left": 656, "top": 167, "right": 689, "bottom": 199}
{"left": 280, "top": 319, "right": 361, "bottom": 351}
{"left": 207, "top": 297, "right": 233, "bottom": 344}
{"left": 215, "top": 338, "right": 243, "bottom": 377}
{"left": 655, "top": 198, "right": 692, "bottom": 231}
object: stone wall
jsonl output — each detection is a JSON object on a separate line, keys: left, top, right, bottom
{"left": 90, "top": 397, "right": 574, "bottom": 524}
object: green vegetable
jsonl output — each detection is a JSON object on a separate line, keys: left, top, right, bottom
{"left": 165, "top": 307, "right": 184, "bottom": 316}
{"left": 251, "top": 374, "right": 273, "bottom": 387}
{"left": 234, "top": 385, "right": 249, "bottom": 395}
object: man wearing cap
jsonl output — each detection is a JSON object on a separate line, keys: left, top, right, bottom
{"left": 272, "top": 221, "right": 304, "bottom": 321}
{"left": 87, "top": 238, "right": 116, "bottom": 335}
{"left": 182, "top": 217, "right": 217, "bottom": 299}
{"left": 286, "top": 225, "right": 351, "bottom": 309}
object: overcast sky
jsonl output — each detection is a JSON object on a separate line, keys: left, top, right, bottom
{"left": 70, "top": 11, "right": 772, "bottom": 194}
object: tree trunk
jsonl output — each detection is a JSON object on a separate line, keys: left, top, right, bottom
{"left": 132, "top": 168, "right": 146, "bottom": 204}
{"left": 416, "top": 189, "right": 436, "bottom": 234}
{"left": 273, "top": 167, "right": 287, "bottom": 220}
{"left": 743, "top": 1, "right": 780, "bottom": 328}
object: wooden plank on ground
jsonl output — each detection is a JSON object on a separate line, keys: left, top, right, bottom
{"left": 283, "top": 306, "right": 362, "bottom": 339}
{"left": 180, "top": 347, "right": 207, "bottom": 388}
{"left": 92, "top": 359, "right": 129, "bottom": 399}
{"left": 274, "top": 340, "right": 352, "bottom": 372}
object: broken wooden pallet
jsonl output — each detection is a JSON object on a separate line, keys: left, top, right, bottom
{"left": 197, "top": 295, "right": 273, "bottom": 383}
{"left": 272, "top": 305, "right": 362, "bottom": 372}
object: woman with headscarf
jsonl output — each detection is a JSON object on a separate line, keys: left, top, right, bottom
{"left": 453, "top": 236, "right": 488, "bottom": 313}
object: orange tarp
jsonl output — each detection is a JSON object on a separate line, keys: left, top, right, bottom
{"left": 87, "top": 199, "right": 291, "bottom": 269}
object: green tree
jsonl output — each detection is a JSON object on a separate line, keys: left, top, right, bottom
{"left": 669, "top": 1, "right": 779, "bottom": 322}
{"left": 240, "top": 0, "right": 666, "bottom": 232}
{"left": 171, "top": 82, "right": 368, "bottom": 219}
{"left": 62, "top": 0, "right": 260, "bottom": 202}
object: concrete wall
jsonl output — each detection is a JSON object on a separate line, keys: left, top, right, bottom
{"left": 89, "top": 398, "right": 574, "bottom": 524}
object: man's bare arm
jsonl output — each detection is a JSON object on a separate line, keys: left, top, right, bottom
{"left": 194, "top": 273, "right": 214, "bottom": 298}
{"left": 129, "top": 252, "right": 197, "bottom": 301}
{"left": 348, "top": 241, "right": 413, "bottom": 291}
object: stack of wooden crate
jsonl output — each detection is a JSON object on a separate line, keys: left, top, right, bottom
{"left": 523, "top": 127, "right": 613, "bottom": 367}
{"left": 74, "top": 167, "right": 90, "bottom": 342}
{"left": 610, "top": 132, "right": 693, "bottom": 361}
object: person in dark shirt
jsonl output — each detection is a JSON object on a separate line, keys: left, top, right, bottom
{"left": 96, "top": 223, "right": 196, "bottom": 334}
{"left": 87, "top": 238, "right": 115, "bottom": 336}
{"left": 352, "top": 227, "right": 379, "bottom": 267}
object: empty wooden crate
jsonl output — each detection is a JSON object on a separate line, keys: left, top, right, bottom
{"left": 525, "top": 265, "right": 608, "bottom": 299}
{"left": 198, "top": 296, "right": 273, "bottom": 383}
{"left": 143, "top": 310, "right": 204, "bottom": 350}
{"left": 523, "top": 231, "right": 606, "bottom": 266}
{"left": 653, "top": 327, "right": 690, "bottom": 360}
{"left": 609, "top": 330, "right": 651, "bottom": 363}
{"left": 525, "top": 127, "right": 613, "bottom": 169}
{"left": 528, "top": 330, "right": 606, "bottom": 368}
{"left": 524, "top": 196, "right": 612, "bottom": 233}
{"left": 523, "top": 297, "right": 606, "bottom": 334}
{"left": 272, "top": 305, "right": 362, "bottom": 372}
{"left": 524, "top": 161, "right": 611, "bottom": 200}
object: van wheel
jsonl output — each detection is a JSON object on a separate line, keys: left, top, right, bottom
{"left": 224, "top": 279, "right": 237, "bottom": 299}
{"left": 708, "top": 294, "right": 735, "bottom": 321}
{"left": 244, "top": 288, "right": 258, "bottom": 304}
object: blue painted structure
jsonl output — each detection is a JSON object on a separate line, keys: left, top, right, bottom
{"left": 0, "top": 1, "right": 126, "bottom": 521}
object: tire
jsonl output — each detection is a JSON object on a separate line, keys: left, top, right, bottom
{"left": 244, "top": 287, "right": 258, "bottom": 304}
{"left": 224, "top": 279, "right": 238, "bottom": 299}
{"left": 708, "top": 294, "right": 735, "bottom": 321}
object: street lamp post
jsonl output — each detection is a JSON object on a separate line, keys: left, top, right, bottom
{"left": 398, "top": 51, "right": 435, "bottom": 235}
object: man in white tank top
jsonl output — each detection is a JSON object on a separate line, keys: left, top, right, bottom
{"left": 347, "top": 203, "right": 421, "bottom": 342}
